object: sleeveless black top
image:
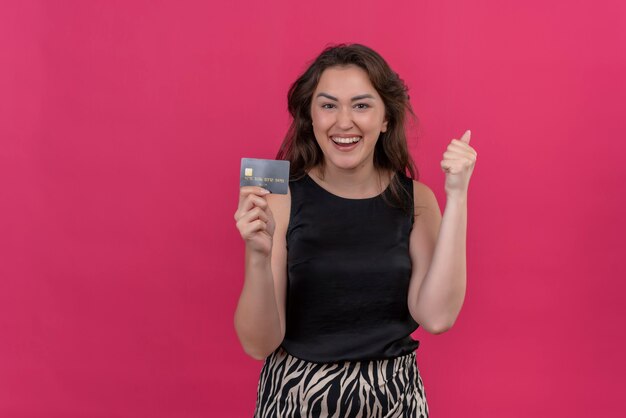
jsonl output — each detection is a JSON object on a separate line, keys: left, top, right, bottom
{"left": 280, "top": 171, "right": 420, "bottom": 363}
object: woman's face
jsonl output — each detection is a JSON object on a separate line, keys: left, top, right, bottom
{"left": 310, "top": 64, "right": 388, "bottom": 172}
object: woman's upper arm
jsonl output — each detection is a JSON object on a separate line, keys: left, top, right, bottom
{"left": 407, "top": 180, "right": 442, "bottom": 330}
{"left": 265, "top": 187, "right": 290, "bottom": 342}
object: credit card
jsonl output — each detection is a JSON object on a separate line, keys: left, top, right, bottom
{"left": 240, "top": 158, "right": 290, "bottom": 194}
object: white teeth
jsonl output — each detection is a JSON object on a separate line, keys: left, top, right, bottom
{"left": 331, "top": 136, "right": 361, "bottom": 144}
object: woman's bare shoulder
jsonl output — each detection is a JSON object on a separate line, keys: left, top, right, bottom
{"left": 410, "top": 179, "right": 440, "bottom": 216}
{"left": 410, "top": 178, "right": 434, "bottom": 195}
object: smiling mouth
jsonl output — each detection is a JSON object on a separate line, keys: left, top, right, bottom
{"left": 330, "top": 136, "right": 362, "bottom": 145}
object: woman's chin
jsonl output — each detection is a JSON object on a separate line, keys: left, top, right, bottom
{"left": 326, "top": 157, "right": 363, "bottom": 171}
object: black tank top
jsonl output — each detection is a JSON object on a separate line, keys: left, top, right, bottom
{"left": 280, "top": 170, "right": 420, "bottom": 363}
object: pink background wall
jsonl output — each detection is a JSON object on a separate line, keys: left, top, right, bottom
{"left": 2, "top": 1, "right": 625, "bottom": 417}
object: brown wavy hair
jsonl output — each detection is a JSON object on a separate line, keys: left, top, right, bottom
{"left": 276, "top": 43, "right": 420, "bottom": 213}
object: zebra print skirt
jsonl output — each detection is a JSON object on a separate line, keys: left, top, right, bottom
{"left": 253, "top": 346, "right": 429, "bottom": 417}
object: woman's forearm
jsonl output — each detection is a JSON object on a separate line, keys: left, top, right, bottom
{"left": 234, "top": 248, "right": 283, "bottom": 360}
{"left": 415, "top": 192, "right": 468, "bottom": 333}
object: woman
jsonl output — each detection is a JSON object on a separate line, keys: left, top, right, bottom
{"left": 234, "top": 43, "right": 477, "bottom": 417}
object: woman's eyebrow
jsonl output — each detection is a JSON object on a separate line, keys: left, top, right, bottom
{"left": 315, "top": 92, "right": 375, "bottom": 101}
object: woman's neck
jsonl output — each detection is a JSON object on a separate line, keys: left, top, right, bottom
{"left": 308, "top": 164, "right": 392, "bottom": 199}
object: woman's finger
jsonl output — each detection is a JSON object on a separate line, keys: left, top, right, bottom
{"left": 446, "top": 143, "right": 477, "bottom": 156}
{"left": 235, "top": 193, "right": 269, "bottom": 220}
{"left": 241, "top": 219, "right": 268, "bottom": 239}
{"left": 237, "top": 206, "right": 269, "bottom": 226}
{"left": 443, "top": 150, "right": 471, "bottom": 160}
{"left": 237, "top": 187, "right": 270, "bottom": 211}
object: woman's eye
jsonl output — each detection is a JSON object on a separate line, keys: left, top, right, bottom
{"left": 321, "top": 103, "right": 369, "bottom": 109}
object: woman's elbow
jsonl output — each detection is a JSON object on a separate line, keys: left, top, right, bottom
{"left": 239, "top": 337, "right": 283, "bottom": 360}
{"left": 244, "top": 346, "right": 269, "bottom": 361}
{"left": 416, "top": 314, "right": 455, "bottom": 335}
{"left": 237, "top": 339, "right": 276, "bottom": 361}
{"left": 426, "top": 322, "right": 452, "bottom": 335}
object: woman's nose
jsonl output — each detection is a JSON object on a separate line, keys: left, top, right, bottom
{"left": 336, "top": 107, "right": 354, "bottom": 129}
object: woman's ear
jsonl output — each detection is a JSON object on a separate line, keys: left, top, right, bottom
{"left": 382, "top": 118, "right": 389, "bottom": 133}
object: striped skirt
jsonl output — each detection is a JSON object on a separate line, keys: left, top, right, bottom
{"left": 253, "top": 346, "right": 429, "bottom": 417}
